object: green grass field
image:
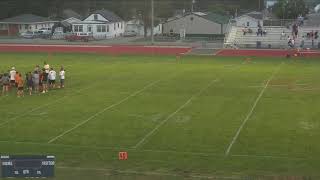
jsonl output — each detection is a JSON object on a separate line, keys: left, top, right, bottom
{"left": 0, "top": 53, "right": 320, "bottom": 180}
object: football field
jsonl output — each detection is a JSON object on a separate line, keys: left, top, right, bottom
{"left": 0, "top": 53, "right": 319, "bottom": 179}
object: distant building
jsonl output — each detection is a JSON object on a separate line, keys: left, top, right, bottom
{"left": 54, "top": 9, "right": 83, "bottom": 32}
{"left": 163, "top": 12, "right": 230, "bottom": 37}
{"left": 235, "top": 11, "right": 264, "bottom": 27}
{"left": 71, "top": 9, "right": 125, "bottom": 39}
{"left": 0, "top": 14, "right": 58, "bottom": 36}
{"left": 125, "top": 18, "right": 162, "bottom": 36}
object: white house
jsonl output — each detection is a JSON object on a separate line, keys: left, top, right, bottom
{"left": 71, "top": 9, "right": 125, "bottom": 39}
{"left": 125, "top": 18, "right": 162, "bottom": 36}
{"left": 163, "top": 12, "right": 229, "bottom": 36}
{"left": 235, "top": 11, "right": 264, "bottom": 27}
{"left": 0, "top": 14, "right": 58, "bottom": 36}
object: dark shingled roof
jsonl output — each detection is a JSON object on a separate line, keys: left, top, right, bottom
{"left": 93, "top": 9, "right": 123, "bottom": 22}
{"left": 202, "top": 13, "right": 230, "bottom": 24}
{"left": 62, "top": 9, "right": 82, "bottom": 20}
{"left": 0, "top": 14, "right": 53, "bottom": 23}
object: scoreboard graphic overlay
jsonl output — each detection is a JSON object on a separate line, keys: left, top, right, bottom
{"left": 0, "top": 155, "right": 55, "bottom": 178}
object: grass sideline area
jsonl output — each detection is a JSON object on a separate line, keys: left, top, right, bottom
{"left": 0, "top": 53, "right": 320, "bottom": 179}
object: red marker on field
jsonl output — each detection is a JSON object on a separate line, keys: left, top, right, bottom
{"left": 118, "top": 152, "right": 128, "bottom": 160}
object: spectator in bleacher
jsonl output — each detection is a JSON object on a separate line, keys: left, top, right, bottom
{"left": 263, "top": 29, "right": 267, "bottom": 36}
{"left": 242, "top": 27, "right": 247, "bottom": 35}
{"left": 288, "top": 37, "right": 294, "bottom": 48}
{"left": 257, "top": 28, "right": 263, "bottom": 36}
{"left": 292, "top": 24, "right": 298, "bottom": 39}
{"left": 300, "top": 36, "right": 305, "bottom": 49}
{"left": 280, "top": 31, "right": 286, "bottom": 40}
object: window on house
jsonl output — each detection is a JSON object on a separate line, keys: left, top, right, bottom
{"left": 121, "top": 23, "right": 123, "bottom": 29}
{"left": 25, "top": 25, "right": 28, "bottom": 29}
{"left": 107, "top": 25, "right": 109, "bottom": 32}
{"left": 0, "top": 24, "right": 6, "bottom": 30}
{"left": 247, "top": 22, "right": 250, "bottom": 26}
{"left": 74, "top": 25, "right": 83, "bottom": 32}
{"left": 94, "top": 14, "right": 98, "bottom": 20}
{"left": 97, "top": 25, "right": 106, "bottom": 32}
{"left": 118, "top": 23, "right": 120, "bottom": 28}
{"left": 114, "top": 24, "right": 116, "bottom": 30}
{"left": 35, "top": 25, "right": 38, "bottom": 29}
{"left": 88, "top": 26, "right": 92, "bottom": 32}
{"left": 19, "top": 25, "right": 22, "bottom": 30}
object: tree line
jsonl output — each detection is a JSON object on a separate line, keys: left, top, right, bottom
{"left": 0, "top": 0, "right": 262, "bottom": 20}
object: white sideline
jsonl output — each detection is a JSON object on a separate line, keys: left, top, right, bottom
{"left": 0, "top": 140, "right": 307, "bottom": 160}
{"left": 0, "top": 85, "right": 93, "bottom": 128}
{"left": 56, "top": 166, "right": 239, "bottom": 180}
{"left": 225, "top": 63, "right": 283, "bottom": 156}
{"left": 133, "top": 79, "right": 219, "bottom": 149}
{"left": 48, "top": 80, "right": 161, "bottom": 144}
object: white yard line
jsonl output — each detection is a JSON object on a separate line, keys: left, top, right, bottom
{"left": 47, "top": 80, "right": 161, "bottom": 144}
{"left": 0, "top": 85, "right": 93, "bottom": 128}
{"left": 133, "top": 79, "right": 219, "bottom": 149}
{"left": 225, "top": 63, "right": 283, "bottom": 156}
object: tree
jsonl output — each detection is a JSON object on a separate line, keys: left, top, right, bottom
{"left": 273, "top": 0, "right": 309, "bottom": 19}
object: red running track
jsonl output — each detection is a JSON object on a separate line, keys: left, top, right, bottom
{"left": 216, "top": 49, "right": 320, "bottom": 57}
{"left": 1, "top": 44, "right": 319, "bottom": 57}
{"left": 0, "top": 44, "right": 191, "bottom": 55}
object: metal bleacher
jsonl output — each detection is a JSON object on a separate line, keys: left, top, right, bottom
{"left": 224, "top": 26, "right": 320, "bottom": 49}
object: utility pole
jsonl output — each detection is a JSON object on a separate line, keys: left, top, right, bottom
{"left": 151, "top": 0, "right": 154, "bottom": 45}
{"left": 191, "top": 0, "right": 196, "bottom": 12}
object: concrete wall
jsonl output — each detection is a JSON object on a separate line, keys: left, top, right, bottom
{"left": 163, "top": 14, "right": 225, "bottom": 35}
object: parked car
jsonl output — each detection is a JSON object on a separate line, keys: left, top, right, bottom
{"left": 123, "top": 30, "right": 138, "bottom": 37}
{"left": 65, "top": 32, "right": 93, "bottom": 42}
{"left": 38, "top": 28, "right": 52, "bottom": 35}
{"left": 20, "top": 31, "right": 41, "bottom": 39}
{"left": 51, "top": 31, "right": 66, "bottom": 40}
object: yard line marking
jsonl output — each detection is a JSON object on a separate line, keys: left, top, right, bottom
{"left": 133, "top": 79, "right": 219, "bottom": 149}
{"left": 225, "top": 63, "right": 283, "bottom": 156}
{"left": 48, "top": 80, "right": 161, "bottom": 144}
{"left": 0, "top": 140, "right": 307, "bottom": 160}
{"left": 0, "top": 85, "right": 93, "bottom": 128}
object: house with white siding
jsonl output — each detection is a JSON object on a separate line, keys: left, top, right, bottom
{"left": 71, "top": 9, "right": 125, "bottom": 39}
{"left": 125, "top": 18, "right": 162, "bottom": 36}
{"left": 0, "top": 14, "right": 58, "bottom": 36}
